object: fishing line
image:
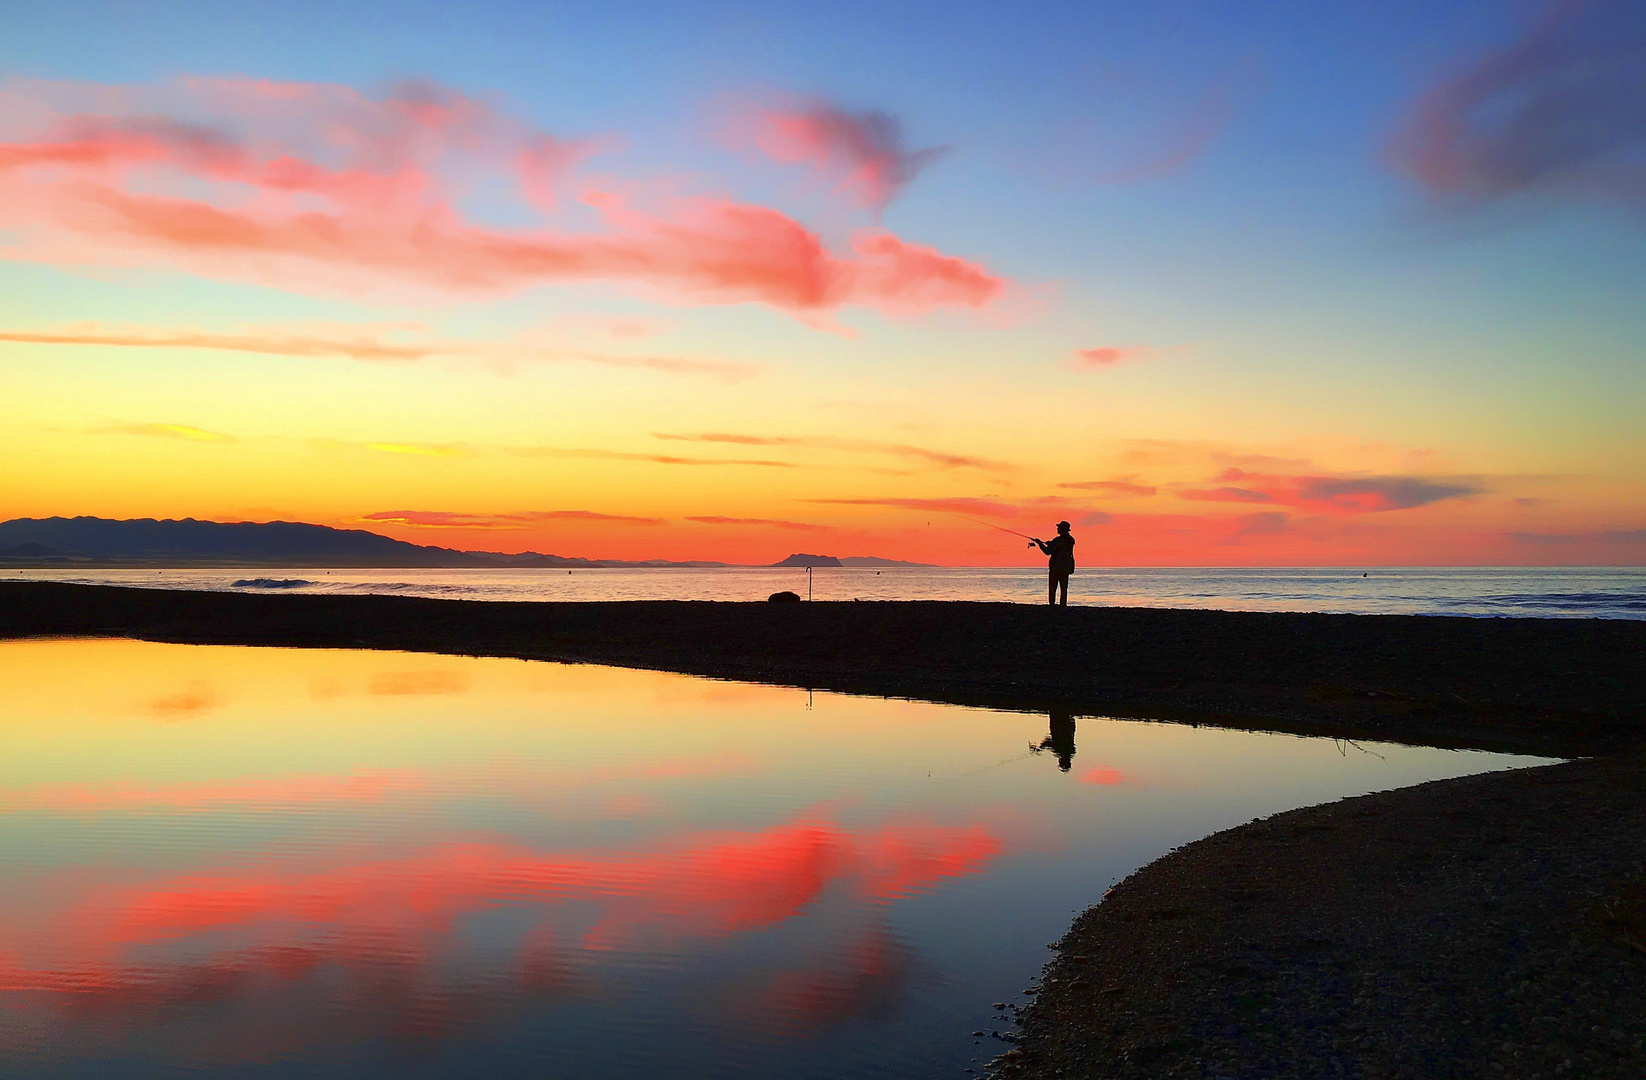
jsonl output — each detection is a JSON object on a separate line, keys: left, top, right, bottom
{"left": 959, "top": 516, "right": 1040, "bottom": 546}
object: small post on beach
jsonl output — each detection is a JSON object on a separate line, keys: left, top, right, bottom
{"left": 807, "top": 565, "right": 813, "bottom": 601}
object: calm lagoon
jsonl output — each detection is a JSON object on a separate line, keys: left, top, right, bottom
{"left": 0, "top": 640, "right": 1550, "bottom": 1078}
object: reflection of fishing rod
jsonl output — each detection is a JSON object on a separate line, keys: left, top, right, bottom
{"left": 962, "top": 517, "right": 1042, "bottom": 548}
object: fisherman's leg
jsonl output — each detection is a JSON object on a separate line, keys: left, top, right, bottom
{"left": 1058, "top": 575, "right": 1069, "bottom": 606}
{"left": 1047, "top": 574, "right": 1056, "bottom": 606}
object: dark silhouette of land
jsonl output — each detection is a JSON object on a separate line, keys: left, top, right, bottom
{"left": 3, "top": 581, "right": 1642, "bottom": 757}
{"left": 0, "top": 516, "right": 599, "bottom": 567}
{"left": 770, "top": 554, "right": 935, "bottom": 567}
{"left": 0, "top": 517, "right": 926, "bottom": 570}
{"left": 771, "top": 553, "right": 843, "bottom": 567}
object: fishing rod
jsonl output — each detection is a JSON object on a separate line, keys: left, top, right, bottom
{"left": 961, "top": 516, "right": 1042, "bottom": 547}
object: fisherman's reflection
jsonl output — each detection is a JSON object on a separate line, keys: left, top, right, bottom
{"left": 1030, "top": 710, "right": 1076, "bottom": 772}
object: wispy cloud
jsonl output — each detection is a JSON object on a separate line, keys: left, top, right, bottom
{"left": 362, "top": 509, "right": 665, "bottom": 529}
{"left": 1116, "top": 439, "right": 1315, "bottom": 470}
{"left": 1178, "top": 469, "right": 1481, "bottom": 513}
{"left": 1389, "top": 0, "right": 1646, "bottom": 213}
{"left": 653, "top": 432, "right": 1009, "bottom": 471}
{"left": 1042, "top": 61, "right": 1262, "bottom": 186}
{"left": 739, "top": 97, "right": 947, "bottom": 210}
{"left": 1505, "top": 528, "right": 1646, "bottom": 545}
{"left": 0, "top": 325, "right": 760, "bottom": 381}
{"left": 310, "top": 439, "right": 472, "bottom": 458}
{"left": 1096, "top": 64, "right": 1262, "bottom": 183}
{"left": 808, "top": 495, "right": 1109, "bottom": 527}
{"left": 0, "top": 77, "right": 1004, "bottom": 315}
{"left": 510, "top": 447, "right": 797, "bottom": 467}
{"left": 686, "top": 516, "right": 830, "bottom": 531}
{"left": 1058, "top": 479, "right": 1157, "bottom": 496}
{"left": 94, "top": 421, "right": 236, "bottom": 443}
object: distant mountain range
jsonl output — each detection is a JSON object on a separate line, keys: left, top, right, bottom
{"left": 0, "top": 517, "right": 928, "bottom": 569}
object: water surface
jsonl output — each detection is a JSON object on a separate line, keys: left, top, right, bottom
{"left": 0, "top": 640, "right": 1550, "bottom": 1078}
{"left": 13, "top": 565, "right": 1644, "bottom": 618}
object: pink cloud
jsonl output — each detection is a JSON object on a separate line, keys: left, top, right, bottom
{"left": 0, "top": 77, "right": 1004, "bottom": 315}
{"left": 1074, "top": 345, "right": 1153, "bottom": 368}
{"left": 745, "top": 99, "right": 947, "bottom": 210}
{"left": 1078, "top": 767, "right": 1127, "bottom": 786}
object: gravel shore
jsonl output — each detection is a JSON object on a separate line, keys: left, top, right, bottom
{"left": 989, "top": 753, "right": 1646, "bottom": 1080}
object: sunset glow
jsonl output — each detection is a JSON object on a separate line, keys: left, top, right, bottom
{"left": 2, "top": 2, "right": 1641, "bottom": 565}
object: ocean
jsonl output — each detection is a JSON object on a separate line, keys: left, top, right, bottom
{"left": 12, "top": 565, "right": 1645, "bottom": 618}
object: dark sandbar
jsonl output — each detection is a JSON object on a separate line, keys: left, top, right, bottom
{"left": 3, "top": 580, "right": 1643, "bottom": 756}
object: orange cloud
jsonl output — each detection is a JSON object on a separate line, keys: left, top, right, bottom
{"left": 1179, "top": 485, "right": 1275, "bottom": 504}
{"left": 1078, "top": 766, "right": 1127, "bottom": 786}
{"left": 654, "top": 431, "right": 1009, "bottom": 471}
{"left": 93, "top": 421, "right": 236, "bottom": 443}
{"left": 686, "top": 516, "right": 830, "bottom": 531}
{"left": 510, "top": 447, "right": 797, "bottom": 468}
{"left": 361, "top": 509, "right": 666, "bottom": 528}
{"left": 1058, "top": 479, "right": 1157, "bottom": 496}
{"left": 0, "top": 77, "right": 1005, "bottom": 315}
{"left": 0, "top": 325, "right": 758, "bottom": 380}
{"left": 808, "top": 495, "right": 1109, "bottom": 527}
{"left": 741, "top": 98, "right": 947, "bottom": 210}
{"left": 309, "top": 438, "right": 471, "bottom": 457}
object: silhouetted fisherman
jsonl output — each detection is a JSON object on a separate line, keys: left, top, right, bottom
{"left": 1030, "top": 710, "right": 1076, "bottom": 771}
{"left": 1030, "top": 521, "right": 1075, "bottom": 606}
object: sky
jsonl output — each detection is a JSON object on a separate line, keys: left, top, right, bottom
{"left": 1, "top": 0, "right": 1642, "bottom": 566}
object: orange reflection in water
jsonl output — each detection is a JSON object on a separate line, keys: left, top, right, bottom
{"left": 0, "top": 752, "right": 761, "bottom": 815}
{"left": 0, "top": 768, "right": 429, "bottom": 813}
{"left": 0, "top": 640, "right": 1015, "bottom": 1056}
{"left": 1, "top": 817, "right": 1000, "bottom": 1022}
